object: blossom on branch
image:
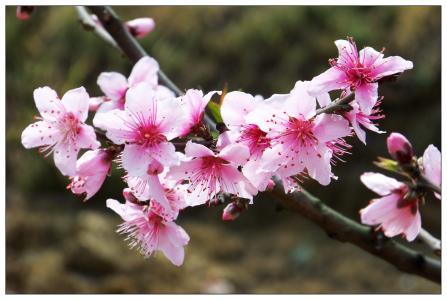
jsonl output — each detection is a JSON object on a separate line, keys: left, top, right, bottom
{"left": 360, "top": 172, "right": 421, "bottom": 241}
{"left": 421, "top": 144, "right": 441, "bottom": 199}
{"left": 308, "top": 37, "right": 413, "bottom": 114}
{"left": 21, "top": 86, "right": 99, "bottom": 176}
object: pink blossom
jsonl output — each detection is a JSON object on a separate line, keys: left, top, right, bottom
{"left": 21, "top": 87, "right": 100, "bottom": 176}
{"left": 126, "top": 18, "right": 156, "bottom": 39}
{"left": 167, "top": 141, "right": 257, "bottom": 206}
{"left": 67, "top": 149, "right": 112, "bottom": 201}
{"left": 97, "top": 82, "right": 186, "bottom": 177}
{"left": 16, "top": 6, "right": 34, "bottom": 20}
{"left": 246, "top": 81, "right": 352, "bottom": 185}
{"left": 360, "top": 172, "right": 421, "bottom": 241}
{"left": 421, "top": 145, "right": 441, "bottom": 199}
{"left": 106, "top": 194, "right": 190, "bottom": 266}
{"left": 387, "top": 132, "right": 414, "bottom": 164}
{"left": 344, "top": 101, "right": 384, "bottom": 144}
{"left": 126, "top": 164, "right": 189, "bottom": 221}
{"left": 93, "top": 56, "right": 174, "bottom": 128}
{"left": 220, "top": 91, "right": 273, "bottom": 191}
{"left": 178, "top": 89, "right": 220, "bottom": 136}
{"left": 309, "top": 38, "right": 413, "bottom": 114}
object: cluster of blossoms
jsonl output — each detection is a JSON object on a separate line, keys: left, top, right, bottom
{"left": 22, "top": 37, "right": 435, "bottom": 266}
{"left": 360, "top": 133, "right": 441, "bottom": 241}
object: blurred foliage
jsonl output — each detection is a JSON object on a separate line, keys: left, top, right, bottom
{"left": 5, "top": 6, "right": 441, "bottom": 293}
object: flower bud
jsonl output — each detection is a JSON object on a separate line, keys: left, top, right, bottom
{"left": 16, "top": 6, "right": 35, "bottom": 21}
{"left": 222, "top": 202, "right": 242, "bottom": 221}
{"left": 387, "top": 132, "right": 413, "bottom": 164}
{"left": 265, "top": 179, "right": 276, "bottom": 191}
{"left": 126, "top": 18, "right": 155, "bottom": 39}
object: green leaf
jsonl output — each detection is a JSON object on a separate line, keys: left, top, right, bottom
{"left": 207, "top": 101, "right": 223, "bottom": 123}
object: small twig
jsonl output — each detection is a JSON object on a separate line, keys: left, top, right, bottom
{"left": 315, "top": 93, "right": 355, "bottom": 115}
{"left": 418, "top": 228, "right": 441, "bottom": 257}
{"left": 418, "top": 174, "right": 442, "bottom": 195}
{"left": 75, "top": 6, "right": 118, "bottom": 49}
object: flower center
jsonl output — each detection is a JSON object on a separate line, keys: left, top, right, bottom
{"left": 238, "top": 124, "right": 270, "bottom": 158}
{"left": 61, "top": 112, "right": 80, "bottom": 142}
{"left": 286, "top": 117, "right": 317, "bottom": 148}
{"left": 137, "top": 125, "right": 167, "bottom": 147}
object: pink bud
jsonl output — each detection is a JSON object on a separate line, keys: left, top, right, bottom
{"left": 16, "top": 6, "right": 35, "bottom": 21}
{"left": 265, "top": 179, "right": 276, "bottom": 191}
{"left": 126, "top": 18, "right": 155, "bottom": 39}
{"left": 387, "top": 132, "right": 414, "bottom": 164}
{"left": 222, "top": 202, "right": 242, "bottom": 221}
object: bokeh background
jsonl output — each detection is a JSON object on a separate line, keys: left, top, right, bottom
{"left": 5, "top": 6, "right": 441, "bottom": 293}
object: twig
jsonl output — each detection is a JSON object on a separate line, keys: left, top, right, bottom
{"left": 86, "top": 6, "right": 183, "bottom": 97}
{"left": 75, "top": 6, "right": 118, "bottom": 49}
{"left": 418, "top": 228, "right": 441, "bottom": 257}
{"left": 271, "top": 178, "right": 441, "bottom": 284}
{"left": 315, "top": 92, "right": 355, "bottom": 115}
{"left": 79, "top": 6, "right": 441, "bottom": 284}
{"left": 418, "top": 174, "right": 442, "bottom": 195}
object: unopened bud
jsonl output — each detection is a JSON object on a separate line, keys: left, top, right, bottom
{"left": 387, "top": 132, "right": 413, "bottom": 164}
{"left": 126, "top": 18, "right": 155, "bottom": 39}
{"left": 16, "top": 6, "right": 35, "bottom": 21}
{"left": 222, "top": 202, "right": 242, "bottom": 221}
{"left": 265, "top": 179, "right": 276, "bottom": 191}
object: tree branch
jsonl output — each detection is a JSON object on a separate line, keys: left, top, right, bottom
{"left": 79, "top": 6, "right": 441, "bottom": 284}
{"left": 315, "top": 92, "right": 355, "bottom": 115}
{"left": 271, "top": 178, "right": 440, "bottom": 284}
{"left": 418, "top": 228, "right": 441, "bottom": 257}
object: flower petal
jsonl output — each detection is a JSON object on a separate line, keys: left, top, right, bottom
{"left": 128, "top": 56, "right": 159, "bottom": 87}
{"left": 97, "top": 72, "right": 128, "bottom": 102}
{"left": 61, "top": 87, "right": 90, "bottom": 122}
{"left": 308, "top": 67, "right": 348, "bottom": 96}
{"left": 184, "top": 141, "right": 214, "bottom": 158}
{"left": 33, "top": 86, "right": 64, "bottom": 120}
{"left": 21, "top": 120, "right": 62, "bottom": 149}
{"left": 371, "top": 56, "right": 413, "bottom": 79}
{"left": 355, "top": 83, "right": 378, "bottom": 114}
{"left": 422, "top": 144, "right": 441, "bottom": 189}
{"left": 360, "top": 172, "right": 403, "bottom": 196}
{"left": 122, "top": 144, "right": 152, "bottom": 177}
{"left": 313, "top": 113, "right": 351, "bottom": 142}
{"left": 53, "top": 141, "right": 79, "bottom": 176}
{"left": 218, "top": 143, "right": 249, "bottom": 165}
{"left": 76, "top": 124, "right": 100, "bottom": 150}
{"left": 221, "top": 91, "right": 258, "bottom": 128}
{"left": 287, "top": 81, "right": 316, "bottom": 119}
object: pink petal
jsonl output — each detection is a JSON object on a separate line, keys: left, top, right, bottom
{"left": 221, "top": 91, "right": 258, "bottom": 128}
{"left": 287, "top": 81, "right": 316, "bottom": 119}
{"left": 308, "top": 67, "right": 348, "bottom": 96}
{"left": 94, "top": 109, "right": 135, "bottom": 144}
{"left": 184, "top": 141, "right": 214, "bottom": 158}
{"left": 422, "top": 144, "right": 441, "bottom": 189}
{"left": 124, "top": 82, "right": 156, "bottom": 117}
{"left": 359, "top": 47, "right": 384, "bottom": 68}
{"left": 219, "top": 165, "right": 257, "bottom": 201}
{"left": 302, "top": 149, "right": 333, "bottom": 186}
{"left": 371, "top": 56, "right": 413, "bottom": 79}
{"left": 60, "top": 87, "right": 91, "bottom": 122}
{"left": 360, "top": 194, "right": 400, "bottom": 225}
{"left": 148, "top": 142, "right": 179, "bottom": 167}
{"left": 242, "top": 159, "right": 273, "bottom": 191}
{"left": 218, "top": 143, "right": 250, "bottom": 165}
{"left": 106, "top": 198, "right": 143, "bottom": 222}
{"left": 128, "top": 56, "right": 159, "bottom": 87}
{"left": 53, "top": 141, "right": 79, "bottom": 176}
{"left": 355, "top": 83, "right": 378, "bottom": 114}
{"left": 360, "top": 172, "right": 403, "bottom": 196}
{"left": 316, "top": 92, "right": 331, "bottom": 108}
{"left": 97, "top": 72, "right": 128, "bottom": 102}
{"left": 335, "top": 39, "right": 358, "bottom": 68}
{"left": 122, "top": 144, "right": 152, "bottom": 177}
{"left": 33, "top": 86, "right": 64, "bottom": 120}
{"left": 158, "top": 222, "right": 188, "bottom": 266}
{"left": 21, "top": 120, "right": 62, "bottom": 149}
{"left": 76, "top": 124, "right": 100, "bottom": 150}
{"left": 155, "top": 96, "right": 188, "bottom": 140}
{"left": 404, "top": 211, "right": 421, "bottom": 242}
{"left": 313, "top": 113, "right": 351, "bottom": 142}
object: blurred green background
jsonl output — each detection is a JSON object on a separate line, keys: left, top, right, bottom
{"left": 6, "top": 6, "right": 441, "bottom": 293}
